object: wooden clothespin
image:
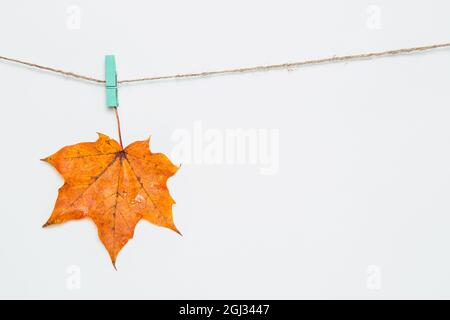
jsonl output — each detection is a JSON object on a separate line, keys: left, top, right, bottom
{"left": 105, "top": 55, "right": 118, "bottom": 108}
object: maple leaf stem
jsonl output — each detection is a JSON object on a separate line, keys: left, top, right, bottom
{"left": 113, "top": 107, "right": 124, "bottom": 149}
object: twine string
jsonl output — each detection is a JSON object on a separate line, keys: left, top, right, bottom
{"left": 1, "top": 42, "right": 450, "bottom": 86}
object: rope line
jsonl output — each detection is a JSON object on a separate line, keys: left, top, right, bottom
{"left": 1, "top": 42, "right": 450, "bottom": 86}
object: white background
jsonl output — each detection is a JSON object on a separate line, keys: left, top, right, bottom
{"left": 1, "top": 0, "right": 450, "bottom": 299}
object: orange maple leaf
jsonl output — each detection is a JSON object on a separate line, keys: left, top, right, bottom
{"left": 42, "top": 133, "right": 180, "bottom": 268}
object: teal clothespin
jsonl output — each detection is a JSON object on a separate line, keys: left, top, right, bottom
{"left": 105, "top": 55, "right": 118, "bottom": 108}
